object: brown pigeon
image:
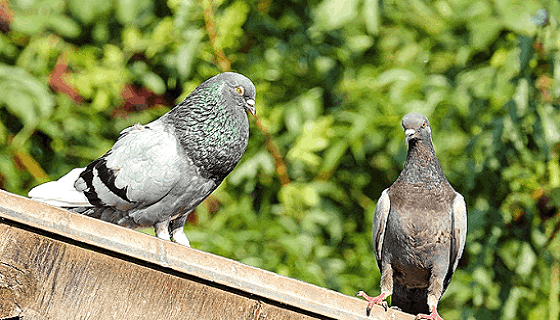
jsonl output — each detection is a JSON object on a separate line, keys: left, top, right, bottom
{"left": 358, "top": 113, "right": 467, "bottom": 320}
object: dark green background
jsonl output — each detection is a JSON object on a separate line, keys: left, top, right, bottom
{"left": 1, "top": 0, "right": 559, "bottom": 319}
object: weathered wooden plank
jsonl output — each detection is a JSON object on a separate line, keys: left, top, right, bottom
{"left": 0, "top": 221, "right": 320, "bottom": 319}
{"left": 0, "top": 189, "right": 413, "bottom": 320}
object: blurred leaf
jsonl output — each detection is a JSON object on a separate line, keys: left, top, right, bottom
{"left": 146, "top": 17, "right": 175, "bottom": 57}
{"left": 68, "top": 0, "right": 113, "bottom": 24}
{"left": 538, "top": 104, "right": 560, "bottom": 145}
{"left": 176, "top": 29, "right": 204, "bottom": 80}
{"left": 11, "top": 13, "right": 47, "bottom": 34}
{"left": 48, "top": 15, "right": 81, "bottom": 38}
{"left": 501, "top": 287, "right": 528, "bottom": 320}
{"left": 228, "top": 150, "right": 275, "bottom": 186}
{"left": 363, "top": 0, "right": 380, "bottom": 35}
{"left": 117, "top": 0, "right": 153, "bottom": 26}
{"left": 122, "top": 26, "right": 146, "bottom": 52}
{"left": 318, "top": 140, "right": 348, "bottom": 178}
{"left": 314, "top": 0, "right": 358, "bottom": 30}
{"left": 287, "top": 116, "right": 334, "bottom": 168}
{"left": 469, "top": 18, "right": 502, "bottom": 50}
{"left": 142, "top": 72, "right": 166, "bottom": 95}
{"left": 515, "top": 243, "right": 536, "bottom": 276}
{"left": 519, "top": 35, "right": 534, "bottom": 72}
{"left": 495, "top": 0, "right": 539, "bottom": 35}
{"left": 0, "top": 64, "right": 54, "bottom": 127}
{"left": 214, "top": 1, "right": 249, "bottom": 51}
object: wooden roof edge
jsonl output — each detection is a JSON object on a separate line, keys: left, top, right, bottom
{"left": 0, "top": 189, "right": 413, "bottom": 320}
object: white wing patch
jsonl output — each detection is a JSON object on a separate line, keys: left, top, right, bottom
{"left": 451, "top": 192, "right": 468, "bottom": 271}
{"left": 373, "top": 188, "right": 391, "bottom": 262}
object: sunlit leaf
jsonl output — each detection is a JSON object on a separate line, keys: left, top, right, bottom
{"left": 363, "top": 0, "right": 379, "bottom": 35}
{"left": 142, "top": 72, "right": 166, "bottom": 95}
{"left": 314, "top": 0, "right": 358, "bottom": 30}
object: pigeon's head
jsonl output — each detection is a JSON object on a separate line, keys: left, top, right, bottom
{"left": 402, "top": 113, "right": 431, "bottom": 144}
{"left": 216, "top": 72, "right": 256, "bottom": 116}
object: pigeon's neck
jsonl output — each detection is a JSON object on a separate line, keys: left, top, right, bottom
{"left": 397, "top": 138, "right": 447, "bottom": 186}
{"left": 165, "top": 84, "right": 250, "bottom": 182}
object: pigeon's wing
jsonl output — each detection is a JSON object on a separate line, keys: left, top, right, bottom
{"left": 75, "top": 123, "right": 183, "bottom": 209}
{"left": 372, "top": 188, "right": 391, "bottom": 265}
{"left": 450, "top": 192, "right": 468, "bottom": 272}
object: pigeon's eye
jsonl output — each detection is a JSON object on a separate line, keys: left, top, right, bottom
{"left": 422, "top": 121, "right": 427, "bottom": 128}
{"left": 235, "top": 86, "right": 244, "bottom": 95}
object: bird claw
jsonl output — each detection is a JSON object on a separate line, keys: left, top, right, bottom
{"left": 379, "top": 301, "right": 388, "bottom": 311}
{"left": 415, "top": 306, "right": 444, "bottom": 320}
{"left": 356, "top": 291, "right": 388, "bottom": 315}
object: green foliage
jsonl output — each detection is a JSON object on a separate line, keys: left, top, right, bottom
{"left": 2, "top": 0, "right": 560, "bottom": 319}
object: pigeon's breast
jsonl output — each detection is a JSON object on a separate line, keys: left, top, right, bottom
{"left": 388, "top": 181, "right": 455, "bottom": 216}
{"left": 385, "top": 182, "right": 455, "bottom": 268}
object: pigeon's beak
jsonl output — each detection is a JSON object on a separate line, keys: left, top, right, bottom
{"left": 245, "top": 99, "right": 256, "bottom": 116}
{"left": 405, "top": 128, "right": 415, "bottom": 143}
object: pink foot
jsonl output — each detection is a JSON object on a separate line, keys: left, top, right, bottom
{"left": 356, "top": 291, "right": 388, "bottom": 315}
{"left": 415, "top": 306, "right": 444, "bottom": 320}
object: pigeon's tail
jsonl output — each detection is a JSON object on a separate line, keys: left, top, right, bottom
{"left": 391, "top": 282, "right": 430, "bottom": 315}
{"left": 28, "top": 168, "right": 91, "bottom": 207}
{"left": 29, "top": 169, "right": 126, "bottom": 225}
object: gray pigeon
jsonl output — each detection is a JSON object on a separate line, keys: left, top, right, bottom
{"left": 28, "top": 72, "right": 256, "bottom": 247}
{"left": 358, "top": 113, "right": 467, "bottom": 320}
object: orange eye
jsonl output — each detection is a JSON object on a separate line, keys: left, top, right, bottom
{"left": 236, "top": 87, "right": 244, "bottom": 95}
{"left": 422, "top": 122, "right": 427, "bottom": 128}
